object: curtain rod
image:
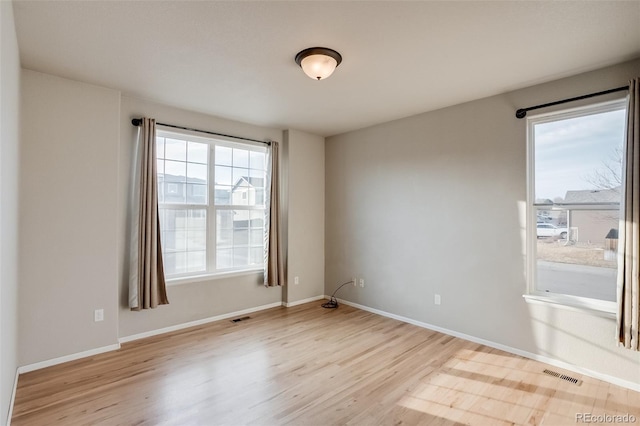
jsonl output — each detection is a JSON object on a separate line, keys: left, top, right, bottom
{"left": 515, "top": 85, "right": 629, "bottom": 119}
{"left": 131, "top": 118, "right": 271, "bottom": 145}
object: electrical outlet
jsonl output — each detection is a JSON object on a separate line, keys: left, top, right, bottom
{"left": 294, "top": 276, "right": 299, "bottom": 285}
{"left": 353, "top": 277, "right": 357, "bottom": 287}
{"left": 359, "top": 278, "right": 365, "bottom": 288}
{"left": 94, "top": 309, "right": 104, "bottom": 322}
{"left": 434, "top": 294, "right": 441, "bottom": 305}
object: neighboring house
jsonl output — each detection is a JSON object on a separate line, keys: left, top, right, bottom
{"left": 563, "top": 187, "right": 620, "bottom": 204}
{"left": 563, "top": 188, "right": 620, "bottom": 244}
{"left": 231, "top": 176, "right": 265, "bottom": 207}
{"left": 535, "top": 199, "right": 566, "bottom": 226}
{"left": 158, "top": 173, "right": 207, "bottom": 205}
{"left": 230, "top": 177, "right": 265, "bottom": 229}
{"left": 534, "top": 198, "right": 554, "bottom": 205}
{"left": 158, "top": 174, "right": 265, "bottom": 229}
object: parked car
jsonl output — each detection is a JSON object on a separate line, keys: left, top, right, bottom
{"left": 537, "top": 223, "right": 568, "bottom": 239}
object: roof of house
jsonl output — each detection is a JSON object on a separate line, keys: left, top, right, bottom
{"left": 233, "top": 177, "right": 264, "bottom": 191}
{"left": 563, "top": 188, "right": 620, "bottom": 204}
{"left": 535, "top": 198, "right": 554, "bottom": 205}
{"left": 158, "top": 173, "right": 206, "bottom": 185}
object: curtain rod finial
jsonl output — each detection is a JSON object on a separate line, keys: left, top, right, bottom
{"left": 515, "top": 109, "right": 527, "bottom": 119}
{"left": 131, "top": 118, "right": 142, "bottom": 126}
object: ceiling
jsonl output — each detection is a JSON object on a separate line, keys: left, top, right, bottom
{"left": 12, "top": 1, "right": 640, "bottom": 137}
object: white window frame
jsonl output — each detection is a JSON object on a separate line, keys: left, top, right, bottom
{"left": 524, "top": 99, "right": 627, "bottom": 316}
{"left": 156, "top": 128, "right": 267, "bottom": 284}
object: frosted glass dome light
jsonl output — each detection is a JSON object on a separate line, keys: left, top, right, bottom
{"left": 295, "top": 47, "right": 342, "bottom": 81}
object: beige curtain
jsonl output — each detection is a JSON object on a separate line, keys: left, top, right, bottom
{"left": 617, "top": 78, "right": 639, "bottom": 349}
{"left": 264, "top": 141, "right": 284, "bottom": 287}
{"left": 129, "top": 118, "right": 169, "bottom": 310}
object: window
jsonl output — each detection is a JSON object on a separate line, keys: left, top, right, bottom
{"left": 526, "top": 99, "right": 626, "bottom": 312}
{"left": 156, "top": 130, "right": 267, "bottom": 280}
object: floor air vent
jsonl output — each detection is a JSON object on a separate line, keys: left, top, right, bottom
{"left": 542, "top": 369, "right": 582, "bottom": 385}
{"left": 230, "top": 316, "right": 251, "bottom": 323}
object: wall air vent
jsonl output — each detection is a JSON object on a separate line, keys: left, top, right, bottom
{"left": 542, "top": 369, "right": 582, "bottom": 385}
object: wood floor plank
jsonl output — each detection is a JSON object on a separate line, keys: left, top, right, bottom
{"left": 12, "top": 302, "right": 640, "bottom": 425}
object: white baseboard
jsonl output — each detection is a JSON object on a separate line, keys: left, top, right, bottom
{"left": 6, "top": 368, "right": 18, "bottom": 426}
{"left": 335, "top": 297, "right": 640, "bottom": 393}
{"left": 17, "top": 343, "right": 121, "bottom": 375}
{"left": 119, "top": 301, "right": 283, "bottom": 344}
{"left": 282, "top": 295, "right": 325, "bottom": 307}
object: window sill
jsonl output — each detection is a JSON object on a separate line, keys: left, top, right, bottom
{"left": 167, "top": 268, "right": 264, "bottom": 286}
{"left": 523, "top": 294, "right": 616, "bottom": 319}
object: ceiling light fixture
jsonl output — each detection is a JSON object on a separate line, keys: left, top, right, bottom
{"left": 295, "top": 47, "right": 342, "bottom": 81}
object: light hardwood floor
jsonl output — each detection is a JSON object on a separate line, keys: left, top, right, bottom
{"left": 12, "top": 302, "right": 640, "bottom": 425}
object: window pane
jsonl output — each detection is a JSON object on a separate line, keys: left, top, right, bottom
{"left": 187, "top": 142, "right": 208, "bottom": 164}
{"left": 233, "top": 168, "right": 249, "bottom": 186}
{"left": 233, "top": 210, "right": 250, "bottom": 229}
{"left": 186, "top": 184, "right": 207, "bottom": 205}
{"left": 156, "top": 137, "right": 165, "bottom": 159}
{"left": 187, "top": 163, "right": 207, "bottom": 184}
{"left": 215, "top": 146, "right": 232, "bottom": 166}
{"left": 217, "top": 248, "right": 232, "bottom": 269}
{"left": 159, "top": 208, "right": 207, "bottom": 276}
{"left": 163, "top": 230, "right": 187, "bottom": 252}
{"left": 250, "top": 188, "right": 264, "bottom": 206}
{"left": 250, "top": 229, "right": 263, "bottom": 245}
{"left": 233, "top": 248, "right": 249, "bottom": 267}
{"left": 215, "top": 208, "right": 263, "bottom": 269}
{"left": 163, "top": 252, "right": 187, "bottom": 276}
{"left": 249, "top": 168, "right": 265, "bottom": 179}
{"left": 157, "top": 159, "right": 165, "bottom": 175}
{"left": 187, "top": 251, "right": 206, "bottom": 272}
{"left": 165, "top": 138, "right": 187, "bottom": 161}
{"left": 164, "top": 183, "right": 186, "bottom": 204}
{"left": 163, "top": 209, "right": 187, "bottom": 230}
{"left": 217, "top": 228, "right": 233, "bottom": 248}
{"left": 534, "top": 109, "right": 625, "bottom": 202}
{"left": 249, "top": 247, "right": 263, "bottom": 265}
{"left": 250, "top": 210, "right": 264, "bottom": 228}
{"left": 157, "top": 209, "right": 165, "bottom": 232}
{"left": 250, "top": 151, "right": 265, "bottom": 170}
{"left": 164, "top": 160, "right": 186, "bottom": 182}
{"left": 232, "top": 188, "right": 249, "bottom": 206}
{"left": 187, "top": 209, "right": 207, "bottom": 229}
{"left": 158, "top": 182, "right": 164, "bottom": 203}
{"left": 534, "top": 208, "right": 618, "bottom": 302}
{"left": 187, "top": 229, "right": 206, "bottom": 251}
{"left": 214, "top": 185, "right": 231, "bottom": 205}
{"left": 233, "top": 228, "right": 249, "bottom": 245}
{"left": 217, "top": 210, "right": 234, "bottom": 229}
{"left": 233, "top": 149, "right": 249, "bottom": 168}
{"left": 215, "top": 166, "right": 232, "bottom": 185}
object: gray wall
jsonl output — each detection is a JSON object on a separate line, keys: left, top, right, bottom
{"left": 19, "top": 70, "right": 121, "bottom": 365}
{"left": 117, "top": 96, "right": 283, "bottom": 338}
{"left": 284, "top": 130, "right": 325, "bottom": 304}
{"left": 0, "top": 2, "right": 21, "bottom": 424}
{"left": 325, "top": 59, "right": 640, "bottom": 385}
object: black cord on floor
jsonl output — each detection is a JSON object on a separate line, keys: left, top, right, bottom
{"left": 321, "top": 280, "right": 354, "bottom": 309}
{"left": 321, "top": 297, "right": 339, "bottom": 309}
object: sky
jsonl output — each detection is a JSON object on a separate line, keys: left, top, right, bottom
{"left": 534, "top": 107, "right": 626, "bottom": 201}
